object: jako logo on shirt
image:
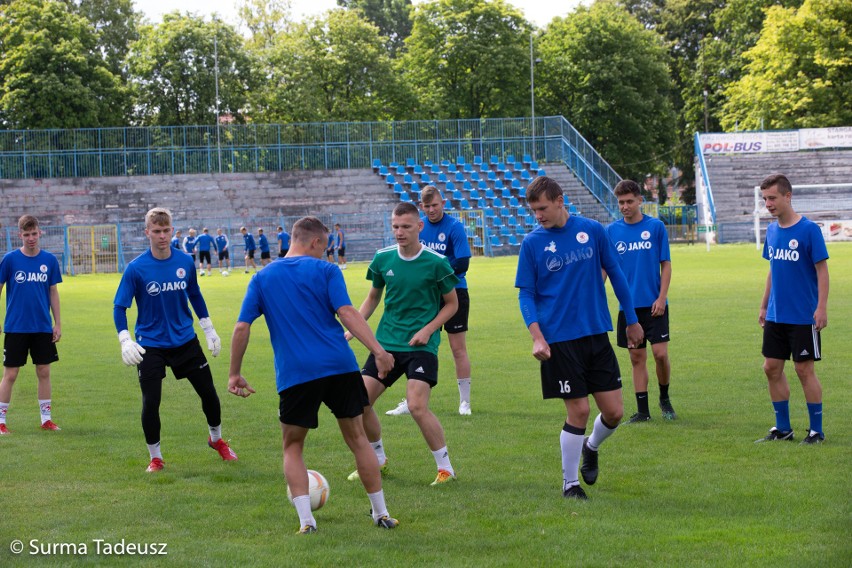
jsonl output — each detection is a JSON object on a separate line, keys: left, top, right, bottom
{"left": 425, "top": 241, "right": 447, "bottom": 252}
{"left": 767, "top": 245, "right": 799, "bottom": 262}
{"left": 14, "top": 270, "right": 47, "bottom": 283}
{"left": 146, "top": 280, "right": 187, "bottom": 296}
{"left": 616, "top": 240, "right": 651, "bottom": 254}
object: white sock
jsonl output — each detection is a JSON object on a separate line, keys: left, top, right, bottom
{"left": 147, "top": 442, "right": 162, "bottom": 460}
{"left": 368, "top": 490, "right": 389, "bottom": 520}
{"left": 431, "top": 446, "right": 454, "bottom": 475}
{"left": 560, "top": 427, "right": 584, "bottom": 487}
{"left": 0, "top": 402, "right": 8, "bottom": 424}
{"left": 587, "top": 414, "right": 617, "bottom": 451}
{"left": 209, "top": 424, "right": 222, "bottom": 443}
{"left": 38, "top": 399, "right": 51, "bottom": 424}
{"left": 457, "top": 378, "right": 471, "bottom": 404}
{"left": 371, "top": 439, "right": 387, "bottom": 465}
{"left": 292, "top": 495, "right": 316, "bottom": 529}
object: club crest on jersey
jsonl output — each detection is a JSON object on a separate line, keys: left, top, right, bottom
{"left": 789, "top": 239, "right": 798, "bottom": 250}
{"left": 14, "top": 270, "right": 47, "bottom": 283}
{"left": 576, "top": 232, "right": 589, "bottom": 244}
{"left": 641, "top": 230, "right": 651, "bottom": 240}
{"left": 438, "top": 232, "right": 446, "bottom": 242}
{"left": 545, "top": 241, "right": 557, "bottom": 253}
{"left": 177, "top": 268, "right": 186, "bottom": 278}
{"left": 40, "top": 264, "right": 48, "bottom": 273}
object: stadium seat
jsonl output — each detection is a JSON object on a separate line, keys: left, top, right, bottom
{"left": 508, "top": 234, "right": 520, "bottom": 246}
{"left": 509, "top": 197, "right": 520, "bottom": 208}
{"left": 389, "top": 161, "right": 399, "bottom": 169}
{"left": 496, "top": 162, "right": 507, "bottom": 173}
{"left": 463, "top": 181, "right": 473, "bottom": 191}
{"left": 429, "top": 164, "right": 441, "bottom": 175}
{"left": 456, "top": 156, "right": 466, "bottom": 167}
{"left": 569, "top": 204, "right": 579, "bottom": 214}
{"left": 444, "top": 200, "right": 455, "bottom": 211}
{"left": 487, "top": 171, "right": 497, "bottom": 182}
{"left": 464, "top": 163, "right": 474, "bottom": 173}
{"left": 459, "top": 199, "right": 472, "bottom": 210}
{"left": 413, "top": 164, "right": 424, "bottom": 176}
{"left": 537, "top": 168, "right": 547, "bottom": 176}
{"left": 489, "top": 155, "right": 499, "bottom": 166}
{"left": 507, "top": 216, "right": 518, "bottom": 229}
{"left": 494, "top": 180, "right": 505, "bottom": 191}
{"left": 378, "top": 165, "right": 389, "bottom": 177}
{"left": 385, "top": 174, "right": 396, "bottom": 186}
{"left": 515, "top": 205, "right": 527, "bottom": 217}
{"left": 522, "top": 154, "right": 532, "bottom": 167}
{"left": 506, "top": 155, "right": 516, "bottom": 165}
{"left": 500, "top": 225, "right": 511, "bottom": 237}
{"left": 520, "top": 170, "right": 532, "bottom": 182}
{"left": 393, "top": 183, "right": 405, "bottom": 194}
{"left": 372, "top": 158, "right": 382, "bottom": 170}
{"left": 475, "top": 198, "right": 488, "bottom": 210}
{"left": 441, "top": 159, "right": 452, "bottom": 169}
{"left": 399, "top": 191, "right": 412, "bottom": 203}
{"left": 511, "top": 179, "right": 523, "bottom": 190}
{"left": 477, "top": 180, "right": 488, "bottom": 191}
{"left": 470, "top": 171, "right": 481, "bottom": 182}
{"left": 490, "top": 235, "right": 502, "bottom": 247}
{"left": 403, "top": 174, "right": 414, "bottom": 186}
{"left": 504, "top": 171, "right": 514, "bottom": 181}
{"left": 455, "top": 172, "right": 465, "bottom": 183}
{"left": 421, "top": 174, "right": 432, "bottom": 184}
{"left": 500, "top": 187, "right": 512, "bottom": 199}
{"left": 437, "top": 173, "right": 449, "bottom": 184}
{"left": 469, "top": 189, "right": 481, "bottom": 200}
{"left": 484, "top": 188, "right": 497, "bottom": 200}
{"left": 473, "top": 155, "right": 483, "bottom": 168}
{"left": 451, "top": 189, "right": 463, "bottom": 201}
{"left": 491, "top": 216, "right": 503, "bottom": 228}
{"left": 483, "top": 207, "right": 496, "bottom": 219}
{"left": 500, "top": 207, "right": 512, "bottom": 219}
{"left": 491, "top": 197, "right": 503, "bottom": 208}
{"left": 446, "top": 182, "right": 456, "bottom": 192}
{"left": 524, "top": 214, "right": 537, "bottom": 227}
{"left": 410, "top": 182, "right": 420, "bottom": 194}
{"left": 396, "top": 165, "right": 406, "bottom": 175}
{"left": 530, "top": 161, "right": 539, "bottom": 170}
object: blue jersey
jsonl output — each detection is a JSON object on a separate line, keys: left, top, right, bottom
{"left": 515, "top": 215, "right": 637, "bottom": 343}
{"left": 336, "top": 229, "right": 345, "bottom": 248}
{"left": 237, "top": 256, "right": 359, "bottom": 392}
{"left": 0, "top": 249, "right": 62, "bottom": 333}
{"left": 113, "top": 249, "right": 209, "bottom": 348}
{"left": 277, "top": 231, "right": 290, "bottom": 252}
{"left": 171, "top": 237, "right": 181, "bottom": 250}
{"left": 326, "top": 234, "right": 335, "bottom": 251}
{"left": 258, "top": 234, "right": 270, "bottom": 253}
{"left": 215, "top": 234, "right": 229, "bottom": 251}
{"left": 606, "top": 215, "right": 670, "bottom": 309}
{"left": 196, "top": 234, "right": 216, "bottom": 252}
{"left": 420, "top": 213, "right": 472, "bottom": 289}
{"left": 763, "top": 216, "right": 828, "bottom": 325}
{"left": 183, "top": 236, "right": 198, "bottom": 254}
{"left": 243, "top": 233, "right": 256, "bottom": 251}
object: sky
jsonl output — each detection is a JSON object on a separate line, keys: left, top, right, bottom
{"left": 132, "top": 0, "right": 590, "bottom": 30}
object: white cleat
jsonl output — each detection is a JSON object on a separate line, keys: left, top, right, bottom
{"left": 385, "top": 398, "right": 410, "bottom": 416}
{"left": 458, "top": 401, "right": 471, "bottom": 416}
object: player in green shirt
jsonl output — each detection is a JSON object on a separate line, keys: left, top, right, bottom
{"left": 347, "top": 202, "right": 460, "bottom": 485}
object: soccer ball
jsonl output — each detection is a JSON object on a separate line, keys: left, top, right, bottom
{"left": 221, "top": 270, "right": 230, "bottom": 277}
{"left": 286, "top": 469, "right": 330, "bottom": 511}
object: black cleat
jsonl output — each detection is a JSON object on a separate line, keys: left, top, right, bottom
{"left": 755, "top": 427, "right": 794, "bottom": 443}
{"left": 800, "top": 431, "right": 825, "bottom": 445}
{"left": 659, "top": 399, "right": 677, "bottom": 420}
{"left": 563, "top": 484, "right": 588, "bottom": 500}
{"left": 580, "top": 437, "right": 599, "bottom": 486}
{"left": 625, "top": 412, "right": 651, "bottom": 424}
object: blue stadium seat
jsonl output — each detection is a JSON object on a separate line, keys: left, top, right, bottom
{"left": 470, "top": 171, "right": 481, "bottom": 182}
{"left": 463, "top": 163, "right": 474, "bottom": 173}
{"left": 456, "top": 155, "right": 466, "bottom": 167}
{"left": 520, "top": 170, "right": 532, "bottom": 182}
{"left": 455, "top": 172, "right": 466, "bottom": 182}
{"left": 522, "top": 154, "right": 532, "bottom": 167}
{"left": 569, "top": 204, "right": 579, "bottom": 214}
{"left": 511, "top": 179, "right": 523, "bottom": 190}
{"left": 504, "top": 171, "right": 514, "bottom": 181}
{"left": 421, "top": 174, "right": 432, "bottom": 184}
{"left": 396, "top": 165, "right": 406, "bottom": 175}
{"left": 459, "top": 199, "right": 472, "bottom": 210}
{"left": 446, "top": 181, "right": 456, "bottom": 191}
{"left": 524, "top": 214, "right": 537, "bottom": 227}
{"left": 469, "top": 189, "right": 481, "bottom": 200}
{"left": 473, "top": 155, "right": 483, "bottom": 168}
{"left": 441, "top": 159, "right": 452, "bottom": 169}
{"left": 501, "top": 188, "right": 512, "bottom": 199}
{"left": 413, "top": 164, "right": 424, "bottom": 176}
{"left": 393, "top": 183, "right": 405, "bottom": 194}
{"left": 444, "top": 200, "right": 455, "bottom": 211}
{"left": 490, "top": 235, "right": 502, "bottom": 247}
{"left": 506, "top": 155, "right": 515, "bottom": 165}
{"left": 484, "top": 188, "right": 497, "bottom": 200}
{"left": 385, "top": 174, "right": 396, "bottom": 186}
{"left": 410, "top": 182, "right": 420, "bottom": 194}
{"left": 378, "top": 165, "right": 389, "bottom": 177}
{"left": 508, "top": 234, "right": 520, "bottom": 246}
{"left": 496, "top": 162, "right": 507, "bottom": 173}
{"left": 437, "top": 173, "right": 448, "bottom": 184}
{"left": 487, "top": 171, "right": 497, "bottom": 182}
{"left": 491, "top": 197, "right": 503, "bottom": 208}
{"left": 477, "top": 180, "right": 488, "bottom": 191}
{"left": 509, "top": 196, "right": 520, "bottom": 208}
{"left": 452, "top": 189, "right": 463, "bottom": 200}
{"left": 372, "top": 158, "right": 382, "bottom": 170}
{"left": 530, "top": 161, "right": 539, "bottom": 170}
{"left": 500, "top": 207, "right": 512, "bottom": 219}
{"left": 515, "top": 205, "right": 527, "bottom": 217}
{"left": 507, "top": 216, "right": 518, "bottom": 229}
{"left": 403, "top": 173, "right": 414, "bottom": 186}
{"left": 494, "top": 180, "right": 505, "bottom": 191}
{"left": 537, "top": 169, "right": 547, "bottom": 176}
{"left": 463, "top": 181, "right": 473, "bottom": 191}
{"left": 429, "top": 164, "right": 441, "bottom": 175}
{"left": 491, "top": 216, "right": 503, "bottom": 228}
{"left": 389, "top": 161, "right": 399, "bottom": 169}
{"left": 489, "top": 155, "right": 499, "bottom": 166}
{"left": 399, "top": 191, "right": 412, "bottom": 202}
{"left": 476, "top": 198, "right": 488, "bottom": 210}
{"left": 500, "top": 225, "right": 511, "bottom": 237}
{"left": 473, "top": 235, "right": 483, "bottom": 248}
{"left": 483, "top": 207, "right": 496, "bottom": 219}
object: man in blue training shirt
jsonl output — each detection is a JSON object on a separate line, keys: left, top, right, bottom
{"left": 241, "top": 226, "right": 257, "bottom": 273}
{"left": 182, "top": 228, "right": 198, "bottom": 271}
{"left": 606, "top": 180, "right": 676, "bottom": 423}
{"left": 325, "top": 233, "right": 336, "bottom": 263}
{"left": 171, "top": 230, "right": 182, "bottom": 250}
{"left": 334, "top": 223, "right": 347, "bottom": 269}
{"left": 515, "top": 176, "right": 643, "bottom": 500}
{"left": 257, "top": 228, "right": 271, "bottom": 267}
{"left": 0, "top": 215, "right": 62, "bottom": 434}
{"left": 215, "top": 228, "right": 231, "bottom": 273}
{"left": 756, "top": 174, "right": 829, "bottom": 445}
{"left": 113, "top": 207, "right": 237, "bottom": 473}
{"left": 387, "top": 185, "right": 474, "bottom": 417}
{"left": 277, "top": 225, "right": 290, "bottom": 258}
{"left": 195, "top": 227, "right": 217, "bottom": 277}
{"left": 229, "top": 216, "right": 398, "bottom": 534}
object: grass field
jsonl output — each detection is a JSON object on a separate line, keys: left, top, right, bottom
{"left": 1, "top": 243, "right": 850, "bottom": 567}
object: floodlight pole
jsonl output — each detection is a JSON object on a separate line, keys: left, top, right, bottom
{"left": 530, "top": 32, "right": 535, "bottom": 162}
{"left": 214, "top": 30, "right": 222, "bottom": 174}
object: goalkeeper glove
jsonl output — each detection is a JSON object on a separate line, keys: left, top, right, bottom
{"left": 199, "top": 317, "right": 221, "bottom": 357}
{"left": 118, "top": 330, "right": 145, "bottom": 366}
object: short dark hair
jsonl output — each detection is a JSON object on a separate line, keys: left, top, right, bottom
{"left": 526, "top": 176, "right": 563, "bottom": 203}
{"left": 393, "top": 202, "right": 420, "bottom": 218}
{"left": 614, "top": 180, "right": 642, "bottom": 197}
{"left": 760, "top": 173, "right": 793, "bottom": 195}
{"left": 420, "top": 185, "right": 442, "bottom": 204}
{"left": 18, "top": 215, "right": 39, "bottom": 232}
{"left": 292, "top": 216, "right": 329, "bottom": 245}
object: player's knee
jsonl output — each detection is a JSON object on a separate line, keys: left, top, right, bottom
{"left": 763, "top": 360, "right": 783, "bottom": 379}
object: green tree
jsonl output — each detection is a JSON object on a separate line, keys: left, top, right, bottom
{"left": 72, "top": 0, "right": 140, "bottom": 80}
{"left": 337, "top": 0, "right": 413, "bottom": 55}
{"left": 721, "top": 0, "right": 851, "bottom": 130}
{"left": 400, "top": 0, "right": 531, "bottom": 119}
{"left": 536, "top": 2, "right": 676, "bottom": 182}
{"left": 238, "top": 0, "right": 293, "bottom": 50}
{"left": 126, "top": 13, "right": 254, "bottom": 126}
{"left": 0, "top": 0, "right": 124, "bottom": 128}
{"left": 252, "top": 9, "right": 404, "bottom": 122}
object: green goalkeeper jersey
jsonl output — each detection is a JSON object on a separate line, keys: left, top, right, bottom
{"left": 366, "top": 244, "right": 459, "bottom": 355}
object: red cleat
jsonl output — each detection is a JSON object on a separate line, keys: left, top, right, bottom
{"left": 40, "top": 420, "right": 61, "bottom": 431}
{"left": 208, "top": 437, "right": 238, "bottom": 461}
{"left": 0, "top": 424, "right": 10, "bottom": 435}
{"left": 146, "top": 457, "right": 165, "bottom": 472}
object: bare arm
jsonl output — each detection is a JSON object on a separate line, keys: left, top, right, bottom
{"left": 527, "top": 322, "right": 551, "bottom": 361}
{"left": 814, "top": 260, "right": 829, "bottom": 331}
{"left": 227, "top": 322, "right": 256, "bottom": 397}
{"left": 49, "top": 284, "right": 61, "bottom": 342}
{"left": 338, "top": 305, "right": 394, "bottom": 378}
{"left": 651, "top": 260, "right": 672, "bottom": 317}
{"left": 409, "top": 289, "right": 458, "bottom": 346}
{"left": 358, "top": 286, "right": 384, "bottom": 321}
{"left": 759, "top": 270, "right": 771, "bottom": 328}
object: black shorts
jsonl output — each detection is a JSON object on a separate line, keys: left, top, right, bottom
{"left": 246, "top": 249, "right": 256, "bottom": 259}
{"left": 762, "top": 321, "right": 821, "bottom": 362}
{"left": 362, "top": 351, "right": 439, "bottom": 388}
{"left": 441, "top": 287, "right": 469, "bottom": 334}
{"left": 337, "top": 246, "right": 346, "bottom": 256}
{"left": 137, "top": 336, "right": 209, "bottom": 382}
{"left": 278, "top": 371, "right": 368, "bottom": 429}
{"left": 260, "top": 251, "right": 271, "bottom": 260}
{"left": 541, "top": 334, "right": 622, "bottom": 399}
{"left": 326, "top": 247, "right": 335, "bottom": 256}
{"left": 279, "top": 249, "right": 288, "bottom": 258}
{"left": 218, "top": 250, "right": 229, "bottom": 261}
{"left": 3, "top": 333, "right": 58, "bottom": 367}
{"left": 617, "top": 306, "right": 669, "bottom": 349}
{"left": 199, "top": 250, "right": 212, "bottom": 264}
{"left": 189, "top": 253, "right": 196, "bottom": 262}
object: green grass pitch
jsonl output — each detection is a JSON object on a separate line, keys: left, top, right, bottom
{"left": 1, "top": 243, "right": 849, "bottom": 566}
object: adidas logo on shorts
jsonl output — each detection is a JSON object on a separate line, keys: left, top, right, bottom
{"left": 414, "top": 366, "right": 424, "bottom": 373}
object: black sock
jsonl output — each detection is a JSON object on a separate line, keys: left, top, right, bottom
{"left": 636, "top": 392, "right": 649, "bottom": 415}
{"left": 659, "top": 383, "right": 670, "bottom": 401}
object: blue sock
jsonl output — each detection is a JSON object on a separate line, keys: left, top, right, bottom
{"left": 772, "top": 400, "right": 791, "bottom": 432}
{"left": 806, "top": 402, "right": 823, "bottom": 434}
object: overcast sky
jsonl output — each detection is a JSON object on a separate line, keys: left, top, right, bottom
{"left": 132, "top": 0, "right": 589, "bottom": 30}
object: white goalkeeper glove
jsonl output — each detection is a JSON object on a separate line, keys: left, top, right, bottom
{"left": 199, "top": 317, "right": 221, "bottom": 357}
{"left": 118, "top": 330, "right": 146, "bottom": 366}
